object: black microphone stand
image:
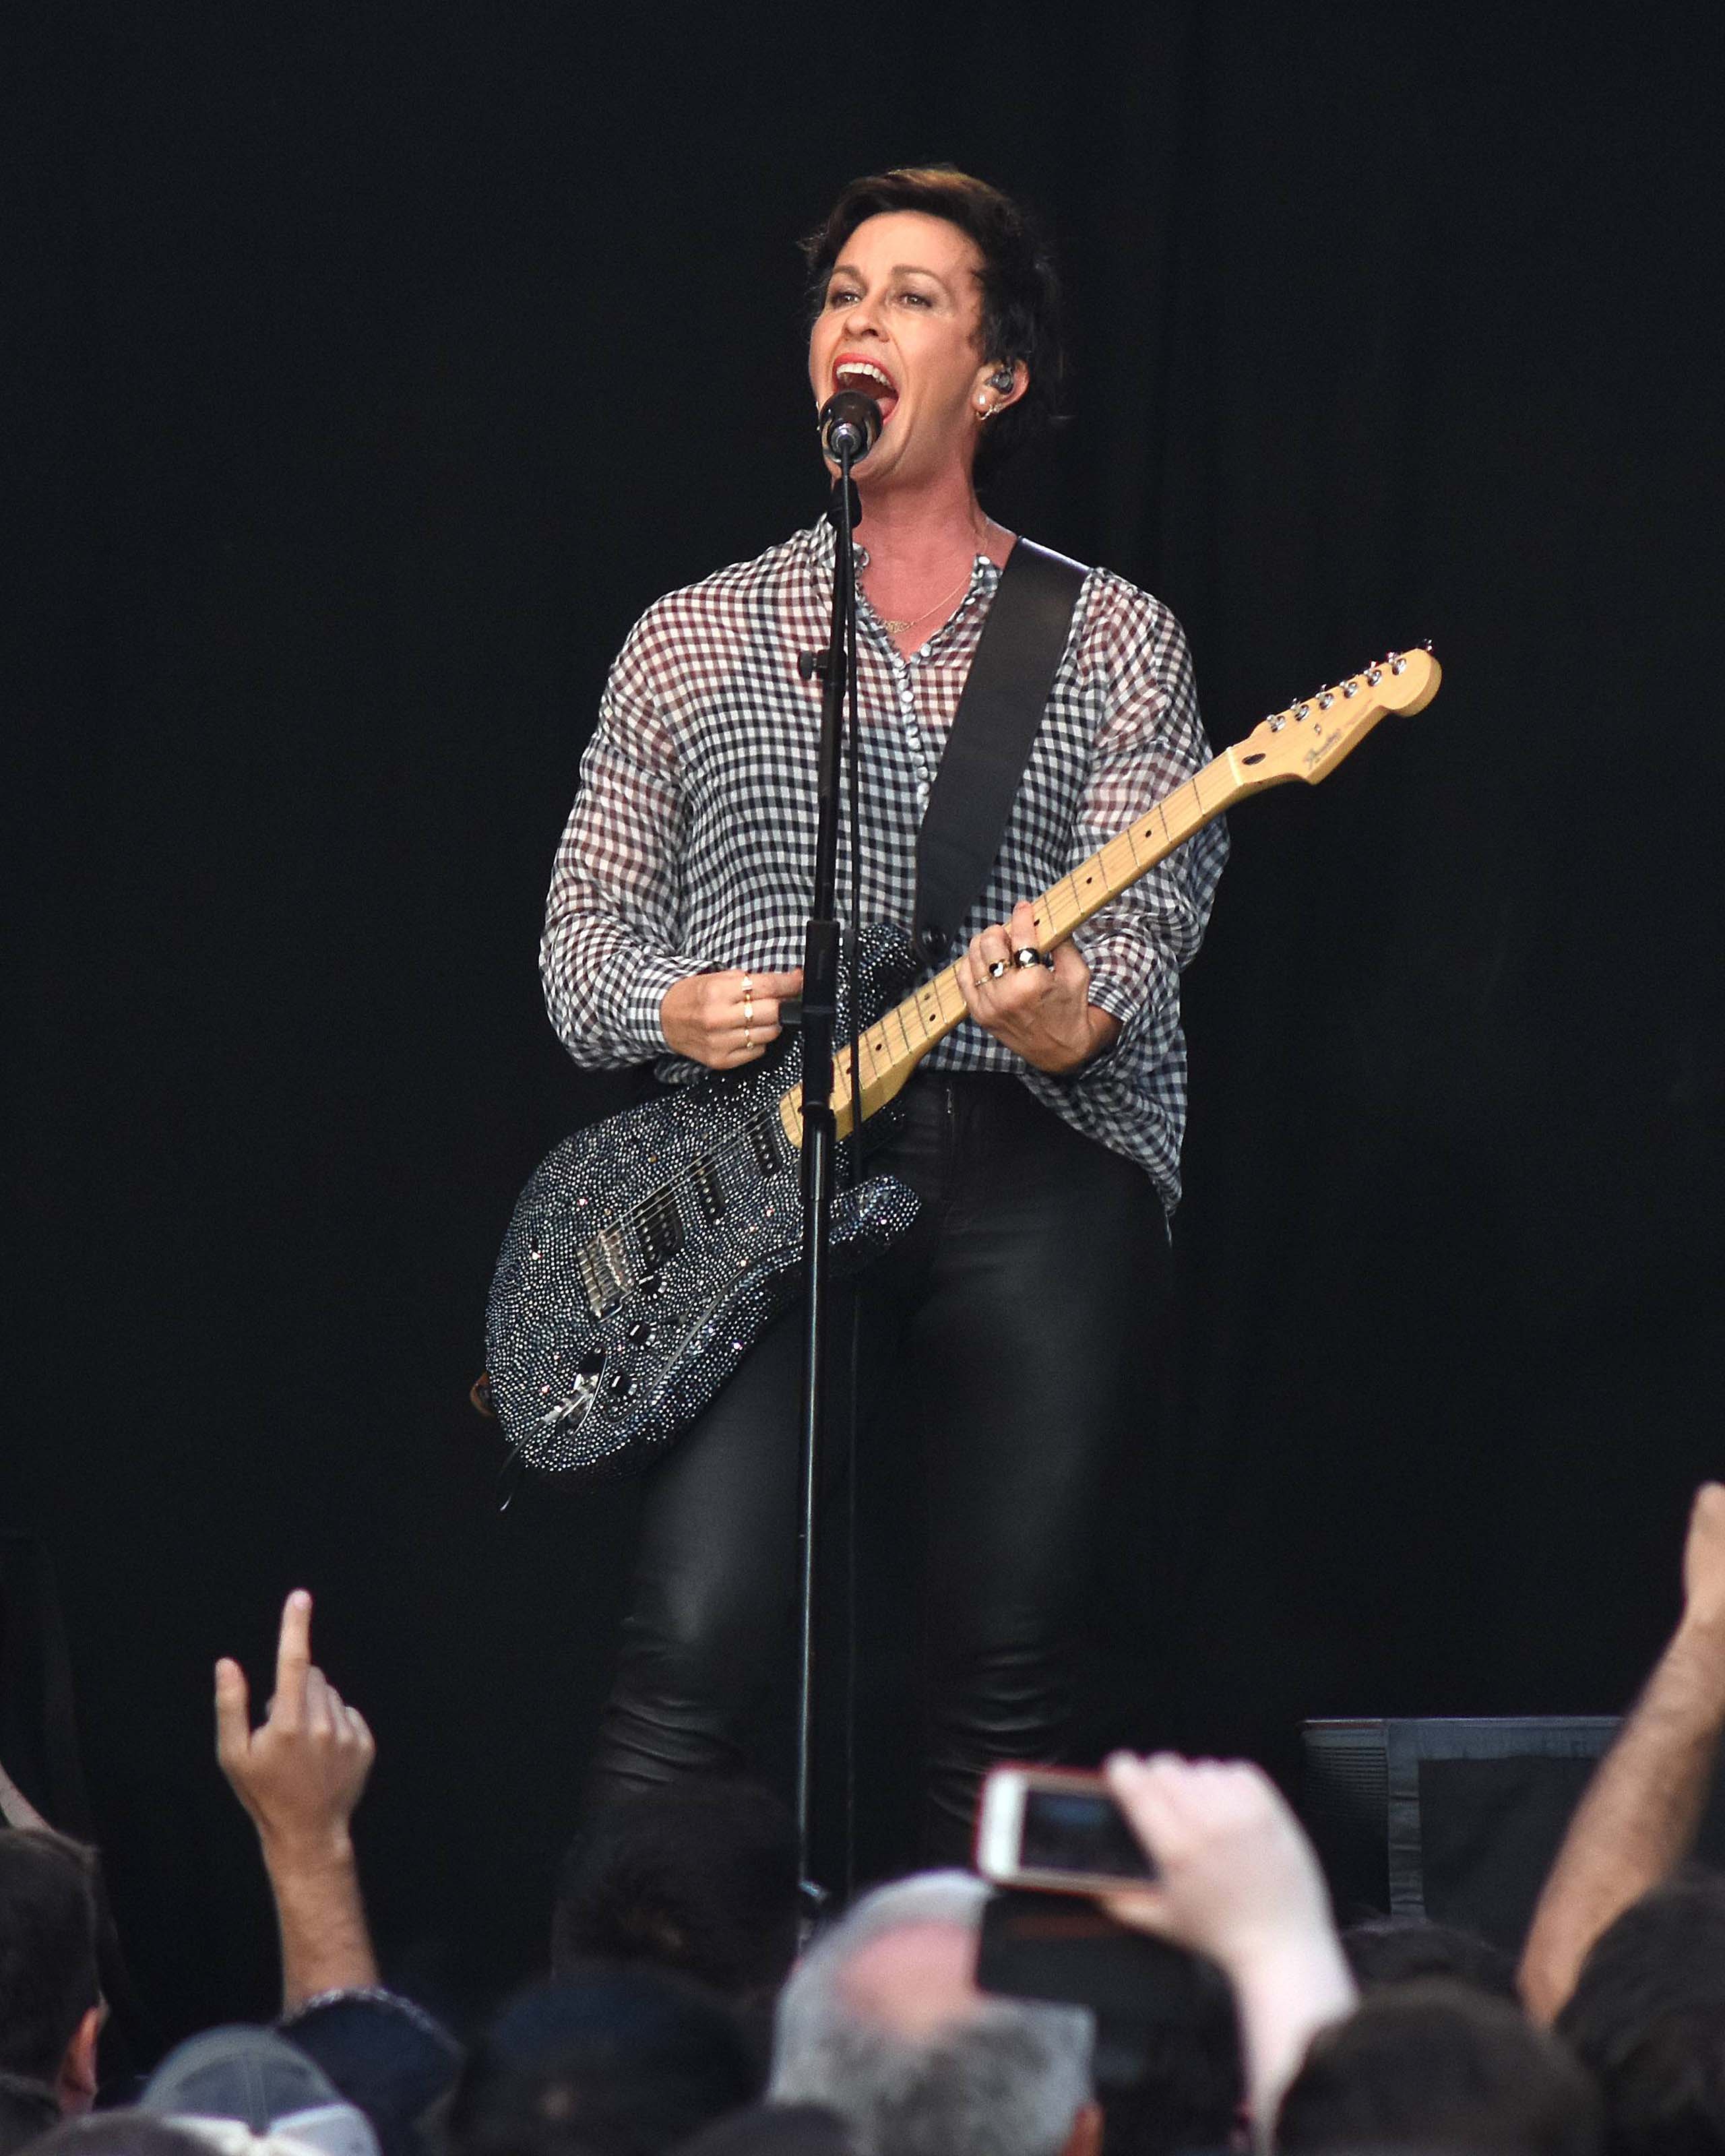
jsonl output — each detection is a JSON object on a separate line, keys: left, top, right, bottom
{"left": 792, "top": 417, "right": 867, "bottom": 1914}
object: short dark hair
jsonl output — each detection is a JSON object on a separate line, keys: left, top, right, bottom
{"left": 800, "top": 165, "right": 1063, "bottom": 476}
{"left": 24, "top": 2116, "right": 210, "bottom": 2156}
{"left": 551, "top": 1782, "right": 798, "bottom": 2004}
{"left": 1095, "top": 1938, "right": 1242, "bottom": 2156}
{"left": 0, "top": 1829, "right": 101, "bottom": 2086}
{"left": 1342, "top": 1917, "right": 1520, "bottom": 2001}
{"left": 1, "top": 2073, "right": 63, "bottom": 2156}
{"left": 1278, "top": 1979, "right": 1603, "bottom": 2156}
{"left": 1557, "top": 1870, "right": 1725, "bottom": 2156}
{"left": 447, "top": 1968, "right": 762, "bottom": 2156}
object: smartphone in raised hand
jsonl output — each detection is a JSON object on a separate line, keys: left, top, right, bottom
{"left": 974, "top": 1764, "right": 1156, "bottom": 1895}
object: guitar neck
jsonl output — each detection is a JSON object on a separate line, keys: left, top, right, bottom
{"left": 770, "top": 643, "right": 1438, "bottom": 1147}
{"left": 778, "top": 747, "right": 1255, "bottom": 1147}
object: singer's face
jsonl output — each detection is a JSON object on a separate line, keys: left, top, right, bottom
{"left": 809, "top": 212, "right": 1000, "bottom": 490}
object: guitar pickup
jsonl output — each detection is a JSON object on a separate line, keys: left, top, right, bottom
{"left": 635, "top": 1190, "right": 685, "bottom": 1273}
{"left": 746, "top": 1116, "right": 786, "bottom": 1177}
{"left": 690, "top": 1158, "right": 726, "bottom": 1226}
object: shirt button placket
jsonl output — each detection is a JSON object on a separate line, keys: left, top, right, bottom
{"left": 889, "top": 646, "right": 933, "bottom": 811}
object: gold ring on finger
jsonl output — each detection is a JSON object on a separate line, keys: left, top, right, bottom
{"left": 745, "top": 1027, "right": 755, "bottom": 1051}
{"left": 743, "top": 998, "right": 754, "bottom": 1026}
{"left": 987, "top": 957, "right": 1009, "bottom": 980}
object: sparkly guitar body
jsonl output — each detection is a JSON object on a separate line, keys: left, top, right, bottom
{"left": 484, "top": 922, "right": 919, "bottom": 1482}
{"left": 483, "top": 649, "right": 1441, "bottom": 1483}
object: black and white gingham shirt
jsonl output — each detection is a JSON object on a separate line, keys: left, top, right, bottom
{"left": 542, "top": 518, "right": 1228, "bottom": 1210}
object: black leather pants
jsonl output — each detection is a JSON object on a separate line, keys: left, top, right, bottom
{"left": 588, "top": 1070, "right": 1169, "bottom": 1862}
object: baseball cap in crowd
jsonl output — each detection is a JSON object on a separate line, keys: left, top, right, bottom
{"left": 278, "top": 1992, "right": 460, "bottom": 2156}
{"left": 138, "top": 2028, "right": 380, "bottom": 2156}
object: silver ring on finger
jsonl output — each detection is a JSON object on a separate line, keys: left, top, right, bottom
{"left": 987, "top": 957, "right": 1009, "bottom": 980}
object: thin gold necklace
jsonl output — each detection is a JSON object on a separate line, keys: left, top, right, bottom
{"left": 875, "top": 518, "right": 993, "bottom": 637}
{"left": 878, "top": 567, "right": 974, "bottom": 637}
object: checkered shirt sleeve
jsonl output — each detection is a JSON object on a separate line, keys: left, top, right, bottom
{"left": 541, "top": 523, "right": 1228, "bottom": 1211}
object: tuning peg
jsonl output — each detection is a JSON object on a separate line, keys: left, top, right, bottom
{"left": 1296, "top": 701, "right": 1311, "bottom": 719}
{"left": 1366, "top": 666, "right": 1383, "bottom": 685}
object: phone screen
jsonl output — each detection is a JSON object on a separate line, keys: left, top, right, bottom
{"left": 1020, "top": 1785, "right": 1155, "bottom": 1881}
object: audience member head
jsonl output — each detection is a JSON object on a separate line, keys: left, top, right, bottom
{"left": 0, "top": 1827, "right": 103, "bottom": 2122}
{"left": 672, "top": 2105, "right": 852, "bottom": 2156}
{"left": 138, "top": 2026, "right": 380, "bottom": 2156}
{"left": 1278, "top": 1977, "right": 1602, "bottom": 2156}
{"left": 25, "top": 2115, "right": 212, "bottom": 2156}
{"left": 278, "top": 1992, "right": 462, "bottom": 2156}
{"left": 1342, "top": 1917, "right": 1519, "bottom": 2000}
{"left": 447, "top": 1967, "right": 761, "bottom": 2156}
{"left": 1090, "top": 1937, "right": 1243, "bottom": 2156}
{"left": 770, "top": 1870, "right": 1098, "bottom": 2156}
{"left": 1, "top": 2072, "right": 63, "bottom": 2156}
{"left": 552, "top": 1782, "right": 798, "bottom": 2006}
{"left": 1557, "top": 1869, "right": 1725, "bottom": 2156}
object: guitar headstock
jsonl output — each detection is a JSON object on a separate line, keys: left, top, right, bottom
{"left": 1231, "top": 647, "right": 1440, "bottom": 788}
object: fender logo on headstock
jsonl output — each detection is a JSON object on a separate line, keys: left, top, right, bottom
{"left": 1234, "top": 649, "right": 1441, "bottom": 792}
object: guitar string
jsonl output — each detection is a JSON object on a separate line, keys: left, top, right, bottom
{"left": 588, "top": 963, "right": 960, "bottom": 1267}
{"left": 563, "top": 685, "right": 1427, "bottom": 1283}
{"left": 584, "top": 828, "right": 1174, "bottom": 1267}
{"left": 580, "top": 759, "right": 1226, "bottom": 1272}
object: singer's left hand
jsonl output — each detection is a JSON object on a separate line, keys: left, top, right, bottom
{"left": 960, "top": 901, "right": 1121, "bottom": 1075}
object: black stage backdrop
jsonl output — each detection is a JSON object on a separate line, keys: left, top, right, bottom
{"left": 9, "top": 3, "right": 1722, "bottom": 2045}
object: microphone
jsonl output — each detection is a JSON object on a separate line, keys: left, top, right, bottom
{"left": 817, "top": 389, "right": 881, "bottom": 464}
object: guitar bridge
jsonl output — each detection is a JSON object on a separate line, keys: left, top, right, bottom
{"left": 577, "top": 1230, "right": 630, "bottom": 1318}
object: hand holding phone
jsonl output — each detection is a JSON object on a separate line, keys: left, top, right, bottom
{"left": 974, "top": 1765, "right": 1158, "bottom": 1895}
{"left": 1097, "top": 1754, "right": 1333, "bottom": 1961}
{"left": 1098, "top": 1752, "right": 1358, "bottom": 2128}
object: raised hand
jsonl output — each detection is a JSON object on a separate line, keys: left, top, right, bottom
{"left": 216, "top": 1589, "right": 375, "bottom": 1862}
{"left": 1100, "top": 1753, "right": 1335, "bottom": 1968}
{"left": 1681, "top": 1483, "right": 1725, "bottom": 1641}
{"left": 1100, "top": 1752, "right": 1356, "bottom": 2137}
{"left": 662, "top": 968, "right": 803, "bottom": 1070}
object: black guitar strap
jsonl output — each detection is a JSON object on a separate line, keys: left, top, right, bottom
{"left": 911, "top": 536, "right": 1089, "bottom": 970}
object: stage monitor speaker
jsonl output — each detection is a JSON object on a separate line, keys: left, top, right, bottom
{"left": 1301, "top": 1715, "right": 1725, "bottom": 1953}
